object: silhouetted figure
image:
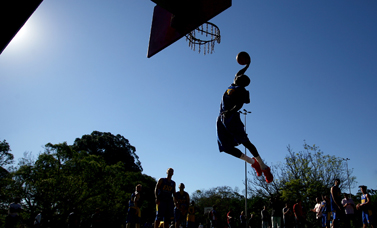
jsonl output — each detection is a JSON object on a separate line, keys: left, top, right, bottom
{"left": 216, "top": 60, "right": 273, "bottom": 183}
{"left": 330, "top": 179, "right": 342, "bottom": 228}
{"left": 154, "top": 168, "right": 176, "bottom": 228}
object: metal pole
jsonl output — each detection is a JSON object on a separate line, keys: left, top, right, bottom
{"left": 343, "top": 158, "right": 351, "bottom": 195}
{"left": 239, "top": 109, "right": 251, "bottom": 228}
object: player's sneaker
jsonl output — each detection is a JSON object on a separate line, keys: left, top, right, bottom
{"left": 262, "top": 166, "right": 273, "bottom": 183}
{"left": 251, "top": 158, "right": 262, "bottom": 177}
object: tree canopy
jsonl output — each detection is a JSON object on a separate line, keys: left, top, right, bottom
{"left": 0, "top": 132, "right": 154, "bottom": 228}
{"left": 247, "top": 141, "right": 357, "bottom": 225}
{"left": 73, "top": 131, "right": 142, "bottom": 172}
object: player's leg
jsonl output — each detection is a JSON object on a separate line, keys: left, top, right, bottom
{"left": 224, "top": 147, "right": 262, "bottom": 177}
{"left": 241, "top": 139, "right": 273, "bottom": 183}
{"left": 174, "top": 207, "right": 181, "bottom": 228}
{"left": 136, "top": 207, "right": 141, "bottom": 228}
{"left": 155, "top": 202, "right": 165, "bottom": 228}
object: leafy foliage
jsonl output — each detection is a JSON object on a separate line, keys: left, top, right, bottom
{"left": 247, "top": 141, "right": 357, "bottom": 225}
{"left": 0, "top": 140, "right": 13, "bottom": 168}
{"left": 0, "top": 133, "right": 155, "bottom": 228}
{"left": 73, "top": 131, "right": 142, "bottom": 172}
{"left": 192, "top": 186, "right": 246, "bottom": 228}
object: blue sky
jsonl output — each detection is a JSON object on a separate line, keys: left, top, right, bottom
{"left": 1, "top": 0, "right": 376, "bottom": 197}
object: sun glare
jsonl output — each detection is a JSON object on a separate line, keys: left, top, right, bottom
{"left": 6, "top": 17, "right": 42, "bottom": 55}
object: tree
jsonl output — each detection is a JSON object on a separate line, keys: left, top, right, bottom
{"left": 10, "top": 141, "right": 156, "bottom": 228}
{"left": 0, "top": 139, "right": 13, "bottom": 169}
{"left": 73, "top": 131, "right": 142, "bottom": 172}
{"left": 247, "top": 141, "right": 357, "bottom": 224}
{"left": 0, "top": 139, "right": 14, "bottom": 214}
{"left": 5, "top": 131, "right": 155, "bottom": 228}
{"left": 192, "top": 186, "right": 245, "bottom": 228}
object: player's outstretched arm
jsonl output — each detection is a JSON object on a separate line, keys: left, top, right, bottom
{"left": 236, "top": 63, "right": 250, "bottom": 77}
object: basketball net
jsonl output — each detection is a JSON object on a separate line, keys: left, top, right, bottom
{"left": 185, "top": 22, "right": 221, "bottom": 55}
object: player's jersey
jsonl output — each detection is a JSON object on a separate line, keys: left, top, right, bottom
{"left": 320, "top": 201, "right": 327, "bottom": 213}
{"left": 175, "top": 191, "right": 189, "bottom": 210}
{"left": 158, "top": 178, "right": 175, "bottom": 201}
{"left": 219, "top": 84, "right": 250, "bottom": 114}
{"left": 361, "top": 194, "right": 369, "bottom": 211}
{"left": 129, "top": 191, "right": 140, "bottom": 208}
{"left": 330, "top": 186, "right": 341, "bottom": 211}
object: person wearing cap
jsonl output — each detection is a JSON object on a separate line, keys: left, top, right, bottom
{"left": 358, "top": 185, "right": 374, "bottom": 228}
{"left": 216, "top": 57, "right": 273, "bottom": 183}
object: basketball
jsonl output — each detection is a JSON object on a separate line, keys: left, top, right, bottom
{"left": 236, "top": 51, "right": 250, "bottom": 65}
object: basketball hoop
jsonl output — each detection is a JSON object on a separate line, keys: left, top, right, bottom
{"left": 185, "top": 22, "right": 221, "bottom": 55}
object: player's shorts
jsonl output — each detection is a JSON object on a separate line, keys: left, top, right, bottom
{"left": 332, "top": 211, "right": 339, "bottom": 220}
{"left": 216, "top": 113, "right": 248, "bottom": 152}
{"left": 127, "top": 207, "right": 141, "bottom": 224}
{"left": 156, "top": 200, "right": 174, "bottom": 222}
{"left": 362, "top": 210, "right": 374, "bottom": 224}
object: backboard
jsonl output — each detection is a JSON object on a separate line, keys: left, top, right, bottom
{"left": 147, "top": 0, "right": 231, "bottom": 58}
{"left": 0, "top": 0, "right": 43, "bottom": 55}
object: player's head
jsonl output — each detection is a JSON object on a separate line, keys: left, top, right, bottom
{"left": 136, "top": 184, "right": 142, "bottom": 191}
{"left": 167, "top": 168, "right": 174, "bottom": 176}
{"left": 334, "top": 178, "right": 340, "bottom": 186}
{"left": 360, "top": 185, "right": 367, "bottom": 193}
{"left": 234, "top": 74, "right": 250, "bottom": 87}
{"left": 179, "top": 183, "right": 185, "bottom": 190}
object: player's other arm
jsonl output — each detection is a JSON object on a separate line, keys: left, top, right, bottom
{"left": 155, "top": 178, "right": 163, "bottom": 204}
{"left": 172, "top": 182, "right": 176, "bottom": 197}
{"left": 186, "top": 194, "right": 190, "bottom": 207}
{"left": 173, "top": 192, "right": 178, "bottom": 207}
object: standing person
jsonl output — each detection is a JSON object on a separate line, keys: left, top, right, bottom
{"left": 155, "top": 168, "right": 176, "bottom": 228}
{"left": 270, "top": 197, "right": 282, "bottom": 228}
{"left": 216, "top": 57, "right": 273, "bottom": 183}
{"left": 341, "top": 194, "right": 355, "bottom": 228}
{"left": 310, "top": 197, "right": 322, "bottom": 228}
{"left": 226, "top": 208, "right": 234, "bottom": 228}
{"left": 247, "top": 213, "right": 254, "bottom": 228}
{"left": 357, "top": 185, "right": 374, "bottom": 228}
{"left": 186, "top": 201, "right": 196, "bottom": 228}
{"left": 321, "top": 195, "right": 331, "bottom": 228}
{"left": 282, "top": 203, "right": 293, "bottom": 228}
{"left": 293, "top": 199, "right": 305, "bottom": 228}
{"left": 209, "top": 206, "right": 218, "bottom": 228}
{"left": 6, "top": 198, "right": 23, "bottom": 228}
{"left": 174, "top": 183, "right": 190, "bottom": 228}
{"left": 127, "top": 184, "right": 143, "bottom": 228}
{"left": 261, "top": 206, "right": 270, "bottom": 228}
{"left": 330, "top": 179, "right": 342, "bottom": 228}
{"left": 240, "top": 211, "right": 246, "bottom": 228}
